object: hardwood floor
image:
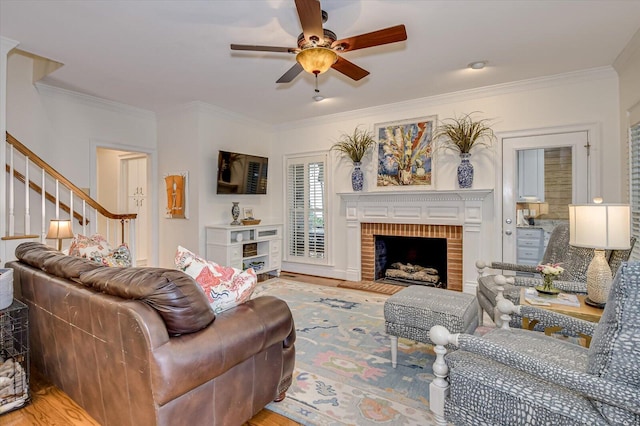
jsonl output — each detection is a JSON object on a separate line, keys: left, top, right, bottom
{"left": 2, "top": 273, "right": 397, "bottom": 426}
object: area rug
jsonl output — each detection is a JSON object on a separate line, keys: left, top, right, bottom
{"left": 252, "top": 279, "right": 443, "bottom": 425}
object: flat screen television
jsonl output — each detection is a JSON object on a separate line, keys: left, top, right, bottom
{"left": 216, "top": 150, "right": 268, "bottom": 194}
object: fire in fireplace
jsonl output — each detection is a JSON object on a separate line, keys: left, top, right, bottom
{"left": 374, "top": 235, "right": 447, "bottom": 287}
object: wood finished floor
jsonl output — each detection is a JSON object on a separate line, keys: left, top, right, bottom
{"left": 2, "top": 272, "right": 397, "bottom": 426}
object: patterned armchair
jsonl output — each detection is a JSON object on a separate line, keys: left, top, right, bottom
{"left": 429, "top": 261, "right": 640, "bottom": 425}
{"left": 475, "top": 222, "right": 635, "bottom": 324}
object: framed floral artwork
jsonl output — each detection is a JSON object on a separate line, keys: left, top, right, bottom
{"left": 376, "top": 116, "right": 436, "bottom": 188}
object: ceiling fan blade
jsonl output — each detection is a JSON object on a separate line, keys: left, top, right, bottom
{"left": 331, "top": 56, "right": 369, "bottom": 81}
{"left": 230, "top": 44, "right": 297, "bottom": 53}
{"left": 332, "top": 24, "right": 407, "bottom": 52}
{"left": 276, "top": 62, "right": 304, "bottom": 83}
{"left": 295, "top": 0, "right": 323, "bottom": 43}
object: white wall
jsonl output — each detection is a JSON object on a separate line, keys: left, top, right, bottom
{"left": 614, "top": 27, "right": 640, "bottom": 200}
{"left": 6, "top": 51, "right": 158, "bottom": 260}
{"left": 271, "top": 68, "right": 621, "bottom": 279}
{"left": 7, "top": 53, "right": 157, "bottom": 189}
{"left": 156, "top": 102, "right": 274, "bottom": 267}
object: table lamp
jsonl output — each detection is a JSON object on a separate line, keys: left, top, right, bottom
{"left": 568, "top": 202, "right": 630, "bottom": 307}
{"left": 46, "top": 219, "right": 74, "bottom": 251}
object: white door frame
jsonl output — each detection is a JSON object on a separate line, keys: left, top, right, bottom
{"left": 494, "top": 123, "right": 601, "bottom": 263}
{"left": 90, "top": 138, "right": 158, "bottom": 266}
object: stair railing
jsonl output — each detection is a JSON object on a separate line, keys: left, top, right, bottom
{"left": 4, "top": 132, "right": 137, "bottom": 261}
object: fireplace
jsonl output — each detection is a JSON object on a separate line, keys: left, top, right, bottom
{"left": 375, "top": 235, "right": 447, "bottom": 286}
{"left": 363, "top": 223, "right": 462, "bottom": 291}
{"left": 339, "top": 190, "right": 493, "bottom": 294}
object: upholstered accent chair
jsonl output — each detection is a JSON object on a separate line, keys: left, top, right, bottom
{"left": 428, "top": 262, "right": 640, "bottom": 425}
{"left": 476, "top": 222, "right": 635, "bottom": 324}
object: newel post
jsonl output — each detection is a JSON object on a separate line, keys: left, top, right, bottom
{"left": 429, "top": 325, "right": 458, "bottom": 426}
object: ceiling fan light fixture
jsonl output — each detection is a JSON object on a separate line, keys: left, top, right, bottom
{"left": 296, "top": 47, "right": 338, "bottom": 75}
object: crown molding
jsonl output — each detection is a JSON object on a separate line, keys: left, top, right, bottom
{"left": 34, "top": 82, "right": 156, "bottom": 121}
{"left": 275, "top": 67, "right": 617, "bottom": 132}
{"left": 614, "top": 27, "right": 640, "bottom": 72}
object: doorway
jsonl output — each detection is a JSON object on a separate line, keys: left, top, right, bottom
{"left": 96, "top": 148, "right": 151, "bottom": 266}
{"left": 500, "top": 130, "right": 593, "bottom": 264}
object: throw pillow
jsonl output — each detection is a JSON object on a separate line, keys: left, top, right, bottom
{"left": 92, "top": 244, "right": 132, "bottom": 267}
{"left": 68, "top": 234, "right": 132, "bottom": 267}
{"left": 175, "top": 246, "right": 257, "bottom": 314}
{"left": 69, "top": 233, "right": 112, "bottom": 258}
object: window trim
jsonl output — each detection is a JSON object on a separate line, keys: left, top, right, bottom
{"left": 283, "top": 151, "right": 331, "bottom": 266}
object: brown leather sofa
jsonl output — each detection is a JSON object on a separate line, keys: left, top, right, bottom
{"left": 8, "top": 242, "right": 295, "bottom": 426}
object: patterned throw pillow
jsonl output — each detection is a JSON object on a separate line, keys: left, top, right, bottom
{"left": 69, "top": 234, "right": 132, "bottom": 267}
{"left": 92, "top": 244, "right": 132, "bottom": 267}
{"left": 175, "top": 246, "right": 257, "bottom": 314}
{"left": 69, "top": 234, "right": 112, "bottom": 258}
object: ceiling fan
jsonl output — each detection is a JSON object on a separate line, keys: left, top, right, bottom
{"left": 230, "top": 0, "right": 407, "bottom": 83}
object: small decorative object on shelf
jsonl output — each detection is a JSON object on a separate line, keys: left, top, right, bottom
{"left": 245, "top": 260, "right": 265, "bottom": 272}
{"left": 230, "top": 201, "right": 241, "bottom": 225}
{"left": 535, "top": 262, "right": 564, "bottom": 295}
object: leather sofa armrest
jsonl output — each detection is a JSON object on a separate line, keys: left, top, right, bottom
{"left": 151, "top": 295, "right": 295, "bottom": 405}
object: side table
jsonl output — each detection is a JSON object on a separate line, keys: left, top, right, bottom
{"left": 519, "top": 287, "right": 603, "bottom": 347}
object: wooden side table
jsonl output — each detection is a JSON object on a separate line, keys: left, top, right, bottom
{"left": 519, "top": 287, "right": 603, "bottom": 347}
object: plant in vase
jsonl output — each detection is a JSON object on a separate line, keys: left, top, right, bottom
{"left": 433, "top": 112, "right": 496, "bottom": 188}
{"left": 331, "top": 126, "right": 376, "bottom": 191}
{"left": 535, "top": 262, "right": 564, "bottom": 294}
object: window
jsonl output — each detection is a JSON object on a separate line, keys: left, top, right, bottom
{"left": 630, "top": 122, "right": 640, "bottom": 260}
{"left": 286, "top": 154, "right": 327, "bottom": 263}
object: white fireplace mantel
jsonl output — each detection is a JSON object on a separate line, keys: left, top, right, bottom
{"left": 339, "top": 189, "right": 494, "bottom": 294}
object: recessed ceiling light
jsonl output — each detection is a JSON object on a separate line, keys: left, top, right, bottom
{"left": 468, "top": 61, "right": 487, "bottom": 70}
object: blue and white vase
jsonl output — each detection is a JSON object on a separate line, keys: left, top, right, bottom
{"left": 351, "top": 162, "right": 364, "bottom": 191}
{"left": 457, "top": 153, "right": 474, "bottom": 188}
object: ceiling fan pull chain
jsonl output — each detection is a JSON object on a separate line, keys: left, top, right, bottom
{"left": 313, "top": 73, "right": 324, "bottom": 102}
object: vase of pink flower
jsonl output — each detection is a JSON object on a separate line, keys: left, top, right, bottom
{"left": 535, "top": 262, "right": 564, "bottom": 294}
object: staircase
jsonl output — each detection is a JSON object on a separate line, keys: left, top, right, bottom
{"left": 2, "top": 132, "right": 137, "bottom": 264}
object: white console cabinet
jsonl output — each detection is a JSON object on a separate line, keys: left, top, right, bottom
{"left": 205, "top": 224, "right": 282, "bottom": 276}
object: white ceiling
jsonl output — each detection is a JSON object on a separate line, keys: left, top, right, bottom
{"left": 2, "top": 0, "right": 640, "bottom": 125}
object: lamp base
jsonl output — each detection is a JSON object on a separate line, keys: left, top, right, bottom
{"left": 586, "top": 249, "right": 613, "bottom": 306}
{"left": 584, "top": 297, "right": 606, "bottom": 309}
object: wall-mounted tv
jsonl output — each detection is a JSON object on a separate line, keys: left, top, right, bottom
{"left": 216, "top": 150, "right": 268, "bottom": 194}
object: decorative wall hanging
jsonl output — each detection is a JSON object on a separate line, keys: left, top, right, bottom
{"left": 164, "top": 172, "right": 189, "bottom": 219}
{"left": 376, "top": 116, "right": 436, "bottom": 188}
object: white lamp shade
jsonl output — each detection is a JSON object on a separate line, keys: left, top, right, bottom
{"left": 569, "top": 204, "right": 631, "bottom": 250}
{"left": 46, "top": 219, "right": 74, "bottom": 240}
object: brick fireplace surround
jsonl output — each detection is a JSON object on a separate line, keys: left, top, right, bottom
{"left": 339, "top": 190, "right": 493, "bottom": 294}
{"left": 361, "top": 223, "right": 463, "bottom": 291}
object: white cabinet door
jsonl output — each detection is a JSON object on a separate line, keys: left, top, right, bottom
{"left": 517, "top": 149, "right": 545, "bottom": 202}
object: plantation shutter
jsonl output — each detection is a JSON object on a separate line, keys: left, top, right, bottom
{"left": 286, "top": 154, "right": 328, "bottom": 263}
{"left": 630, "top": 122, "right": 640, "bottom": 260}
{"left": 246, "top": 161, "right": 260, "bottom": 194}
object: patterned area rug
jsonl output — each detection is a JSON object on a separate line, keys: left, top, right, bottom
{"left": 253, "top": 279, "right": 442, "bottom": 425}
